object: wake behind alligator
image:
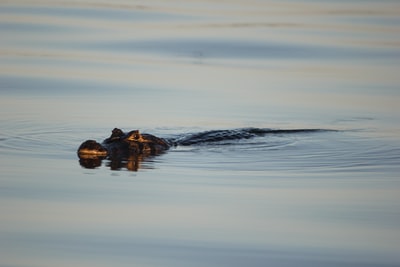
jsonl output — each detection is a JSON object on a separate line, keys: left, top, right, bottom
{"left": 77, "top": 127, "right": 329, "bottom": 171}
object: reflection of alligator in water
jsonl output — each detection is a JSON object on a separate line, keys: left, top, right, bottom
{"left": 78, "top": 127, "right": 327, "bottom": 171}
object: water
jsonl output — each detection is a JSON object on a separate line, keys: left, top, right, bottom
{"left": 1, "top": 0, "right": 400, "bottom": 266}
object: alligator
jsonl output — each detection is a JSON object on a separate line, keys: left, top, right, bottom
{"left": 78, "top": 127, "right": 327, "bottom": 171}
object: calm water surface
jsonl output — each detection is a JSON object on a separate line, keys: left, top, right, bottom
{"left": 1, "top": 1, "right": 400, "bottom": 266}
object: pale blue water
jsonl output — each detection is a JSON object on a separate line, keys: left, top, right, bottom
{"left": 1, "top": 1, "right": 400, "bottom": 266}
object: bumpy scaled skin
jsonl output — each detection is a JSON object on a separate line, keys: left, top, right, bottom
{"left": 78, "top": 128, "right": 170, "bottom": 157}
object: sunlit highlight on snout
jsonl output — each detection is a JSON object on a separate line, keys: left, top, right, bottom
{"left": 77, "top": 140, "right": 108, "bottom": 156}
